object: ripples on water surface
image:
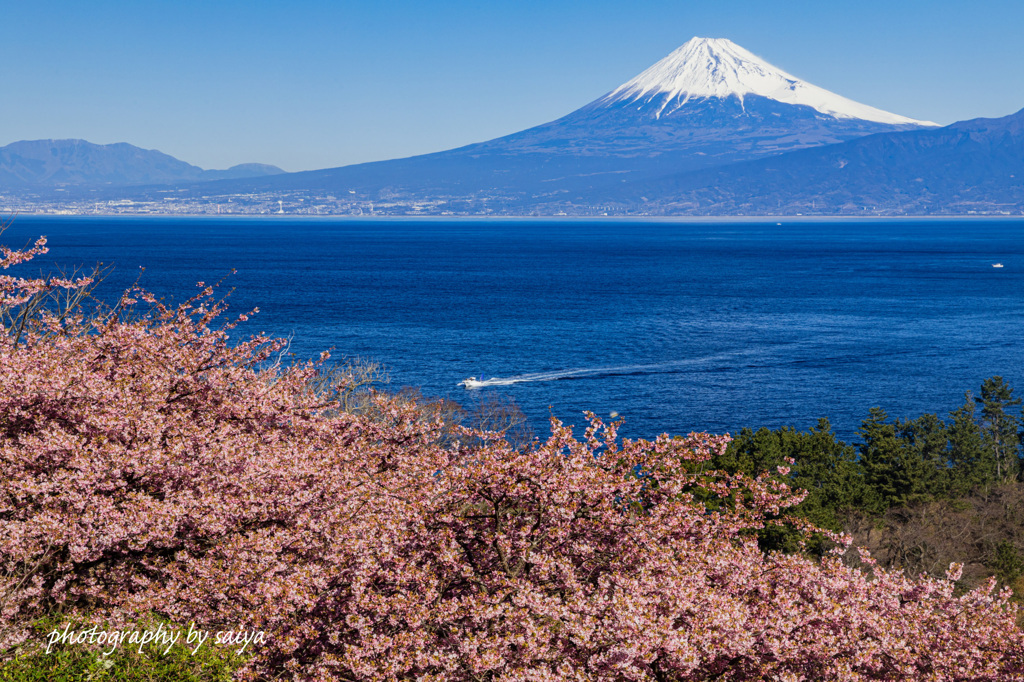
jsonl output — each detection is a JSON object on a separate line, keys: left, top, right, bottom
{"left": 7, "top": 217, "right": 1023, "bottom": 441}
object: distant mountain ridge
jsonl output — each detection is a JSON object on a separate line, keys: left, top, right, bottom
{"left": 0, "top": 139, "right": 284, "bottom": 188}
{"left": 9, "top": 38, "right": 1019, "bottom": 216}
{"left": 151, "top": 37, "right": 933, "bottom": 203}
{"left": 554, "top": 107, "right": 1024, "bottom": 215}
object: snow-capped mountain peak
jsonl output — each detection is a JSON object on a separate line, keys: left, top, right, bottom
{"left": 599, "top": 37, "right": 935, "bottom": 126}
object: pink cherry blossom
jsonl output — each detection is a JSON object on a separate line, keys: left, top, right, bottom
{"left": 1, "top": 234, "right": 1022, "bottom": 681}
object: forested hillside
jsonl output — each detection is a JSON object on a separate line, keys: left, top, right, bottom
{"left": 716, "top": 377, "right": 1024, "bottom": 592}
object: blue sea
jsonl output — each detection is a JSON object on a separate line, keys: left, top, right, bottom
{"left": 5, "top": 216, "right": 1023, "bottom": 442}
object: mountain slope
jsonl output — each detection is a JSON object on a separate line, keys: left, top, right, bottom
{"left": 163, "top": 37, "right": 931, "bottom": 202}
{"left": 0, "top": 139, "right": 284, "bottom": 188}
{"left": 564, "top": 108, "right": 1024, "bottom": 215}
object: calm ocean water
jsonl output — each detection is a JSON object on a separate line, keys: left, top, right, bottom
{"left": 5, "top": 216, "right": 1023, "bottom": 442}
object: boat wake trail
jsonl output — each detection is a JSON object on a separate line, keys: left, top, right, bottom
{"left": 461, "top": 351, "right": 761, "bottom": 389}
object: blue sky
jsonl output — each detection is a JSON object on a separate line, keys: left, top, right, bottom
{"left": 2, "top": 0, "right": 1022, "bottom": 172}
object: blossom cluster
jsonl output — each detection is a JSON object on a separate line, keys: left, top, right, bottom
{"left": 1, "top": 235, "right": 1023, "bottom": 681}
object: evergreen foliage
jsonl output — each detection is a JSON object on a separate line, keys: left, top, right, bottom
{"left": 715, "top": 377, "right": 1024, "bottom": 596}
{"left": 947, "top": 393, "right": 993, "bottom": 494}
{"left": 721, "top": 379, "right": 1024, "bottom": 522}
{"left": 976, "top": 376, "right": 1022, "bottom": 483}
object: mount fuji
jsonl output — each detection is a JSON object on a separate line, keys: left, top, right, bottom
{"left": 151, "top": 37, "right": 933, "bottom": 206}
{"left": 464, "top": 37, "right": 932, "bottom": 171}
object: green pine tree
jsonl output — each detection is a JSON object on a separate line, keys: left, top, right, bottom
{"left": 858, "top": 407, "right": 939, "bottom": 512}
{"left": 784, "top": 418, "right": 862, "bottom": 532}
{"left": 975, "top": 377, "right": 1022, "bottom": 483}
{"left": 947, "top": 392, "right": 996, "bottom": 493}
{"left": 896, "top": 412, "right": 950, "bottom": 498}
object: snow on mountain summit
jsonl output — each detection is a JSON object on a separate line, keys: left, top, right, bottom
{"left": 599, "top": 37, "right": 935, "bottom": 126}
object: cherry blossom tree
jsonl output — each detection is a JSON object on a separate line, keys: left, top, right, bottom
{"left": 2, "top": 233, "right": 1023, "bottom": 681}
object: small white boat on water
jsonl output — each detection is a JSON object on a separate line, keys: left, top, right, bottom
{"left": 460, "top": 376, "right": 486, "bottom": 389}
{"left": 993, "top": 263, "right": 1005, "bottom": 268}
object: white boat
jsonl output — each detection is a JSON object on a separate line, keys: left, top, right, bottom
{"left": 993, "top": 263, "right": 1005, "bottom": 268}
{"left": 459, "top": 376, "right": 486, "bottom": 389}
